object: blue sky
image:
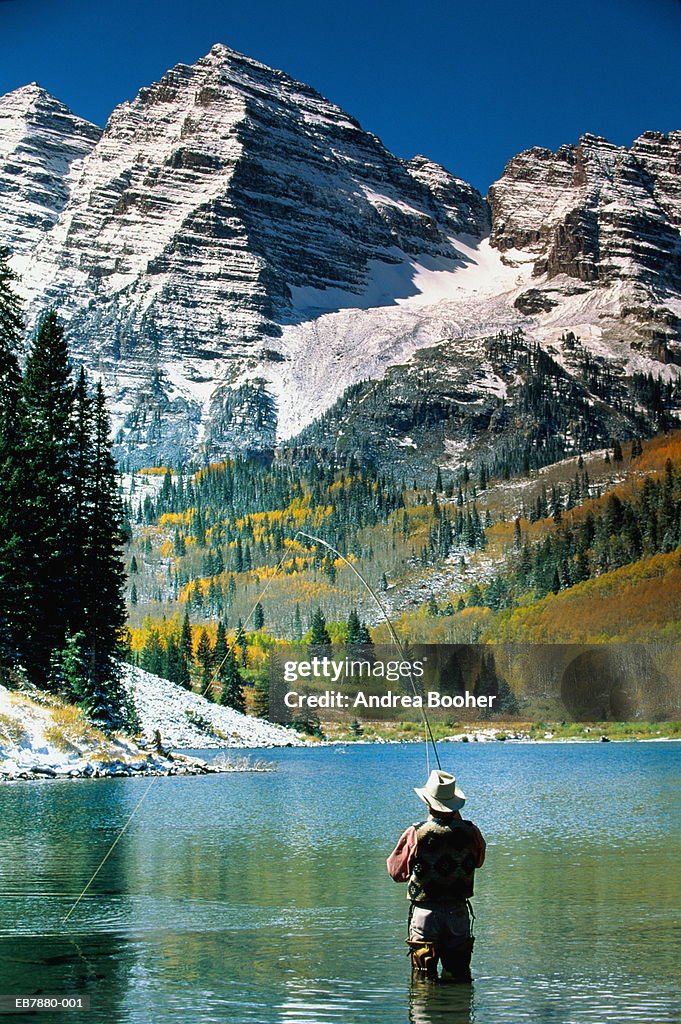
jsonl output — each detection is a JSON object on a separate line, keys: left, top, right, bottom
{"left": 1, "top": 0, "right": 679, "bottom": 192}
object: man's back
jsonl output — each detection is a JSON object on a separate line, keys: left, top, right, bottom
{"left": 408, "top": 816, "right": 481, "bottom": 904}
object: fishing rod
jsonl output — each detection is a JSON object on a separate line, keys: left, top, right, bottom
{"left": 60, "top": 522, "right": 441, "bottom": 925}
{"left": 294, "top": 530, "right": 442, "bottom": 771}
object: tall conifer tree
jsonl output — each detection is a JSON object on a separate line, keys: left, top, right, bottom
{"left": 0, "top": 250, "right": 26, "bottom": 665}
{"left": 179, "top": 609, "right": 193, "bottom": 689}
{"left": 20, "top": 311, "right": 75, "bottom": 683}
{"left": 70, "top": 367, "right": 94, "bottom": 628}
{"left": 218, "top": 646, "right": 245, "bottom": 713}
{"left": 80, "top": 382, "right": 127, "bottom": 720}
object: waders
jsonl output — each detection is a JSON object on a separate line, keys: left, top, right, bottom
{"left": 407, "top": 902, "right": 475, "bottom": 982}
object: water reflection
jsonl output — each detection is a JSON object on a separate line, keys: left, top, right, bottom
{"left": 408, "top": 978, "right": 472, "bottom": 1024}
{"left": 0, "top": 744, "right": 678, "bottom": 1023}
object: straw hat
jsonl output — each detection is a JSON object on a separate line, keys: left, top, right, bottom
{"left": 415, "top": 770, "right": 466, "bottom": 813}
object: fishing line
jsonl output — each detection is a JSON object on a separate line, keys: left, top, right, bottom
{"left": 61, "top": 513, "right": 439, "bottom": 925}
{"left": 294, "top": 530, "right": 441, "bottom": 772}
{"left": 61, "top": 778, "right": 157, "bottom": 923}
{"left": 61, "top": 544, "right": 296, "bottom": 924}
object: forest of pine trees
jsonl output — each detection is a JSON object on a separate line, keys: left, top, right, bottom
{"left": 477, "top": 457, "right": 681, "bottom": 611}
{"left": 0, "top": 250, "right": 128, "bottom": 727}
{"left": 123, "top": 449, "right": 489, "bottom": 637}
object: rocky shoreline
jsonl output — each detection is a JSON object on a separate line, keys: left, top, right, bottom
{"left": 0, "top": 751, "right": 275, "bottom": 783}
{"left": 1, "top": 670, "right": 291, "bottom": 784}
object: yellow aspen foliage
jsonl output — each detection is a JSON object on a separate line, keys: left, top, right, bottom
{"left": 158, "top": 511, "right": 194, "bottom": 527}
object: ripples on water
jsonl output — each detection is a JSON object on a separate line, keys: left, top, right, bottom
{"left": 0, "top": 743, "right": 679, "bottom": 1023}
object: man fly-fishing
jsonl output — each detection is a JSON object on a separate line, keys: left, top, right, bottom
{"left": 387, "top": 769, "right": 486, "bottom": 983}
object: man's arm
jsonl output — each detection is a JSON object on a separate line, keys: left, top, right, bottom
{"left": 470, "top": 823, "right": 486, "bottom": 868}
{"left": 386, "top": 825, "right": 418, "bottom": 882}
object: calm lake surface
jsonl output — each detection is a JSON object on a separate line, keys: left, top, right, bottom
{"left": 0, "top": 742, "right": 679, "bottom": 1024}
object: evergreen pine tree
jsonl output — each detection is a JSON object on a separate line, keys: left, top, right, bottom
{"left": 70, "top": 368, "right": 94, "bottom": 619}
{"left": 49, "top": 631, "right": 88, "bottom": 704}
{"left": 177, "top": 610, "right": 193, "bottom": 690}
{"left": 308, "top": 607, "right": 332, "bottom": 656}
{"left": 164, "top": 634, "right": 183, "bottom": 685}
{"left": 0, "top": 249, "right": 27, "bottom": 666}
{"left": 213, "top": 619, "right": 229, "bottom": 672}
{"left": 140, "top": 629, "right": 165, "bottom": 675}
{"left": 80, "top": 383, "right": 127, "bottom": 723}
{"left": 218, "top": 646, "right": 245, "bottom": 713}
{"left": 357, "top": 623, "right": 373, "bottom": 647}
{"left": 346, "top": 608, "right": 362, "bottom": 645}
{"left": 253, "top": 601, "right": 265, "bottom": 630}
{"left": 20, "top": 311, "right": 75, "bottom": 684}
{"left": 252, "top": 674, "right": 270, "bottom": 718}
{"left": 195, "top": 628, "right": 214, "bottom": 697}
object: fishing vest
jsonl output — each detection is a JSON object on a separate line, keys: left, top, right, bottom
{"left": 407, "top": 817, "right": 479, "bottom": 904}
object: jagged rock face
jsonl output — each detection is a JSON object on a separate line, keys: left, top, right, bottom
{"left": 405, "top": 155, "right": 490, "bottom": 238}
{"left": 0, "top": 48, "right": 679, "bottom": 469}
{"left": 0, "top": 45, "right": 489, "bottom": 465}
{"left": 488, "top": 133, "right": 681, "bottom": 293}
{"left": 0, "top": 84, "right": 100, "bottom": 265}
{"left": 23, "top": 45, "right": 488, "bottom": 350}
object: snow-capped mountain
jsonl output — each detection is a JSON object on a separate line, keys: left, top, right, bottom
{"left": 489, "top": 132, "right": 681, "bottom": 353}
{"left": 0, "top": 45, "right": 679, "bottom": 468}
{"left": 0, "top": 83, "right": 100, "bottom": 266}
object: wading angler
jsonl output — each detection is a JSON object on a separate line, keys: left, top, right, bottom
{"left": 387, "top": 770, "right": 486, "bottom": 983}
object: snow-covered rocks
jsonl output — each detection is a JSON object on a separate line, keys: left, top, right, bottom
{"left": 122, "top": 663, "right": 302, "bottom": 748}
{"left": 0, "top": 681, "right": 168, "bottom": 780}
{"left": 0, "top": 665, "right": 301, "bottom": 782}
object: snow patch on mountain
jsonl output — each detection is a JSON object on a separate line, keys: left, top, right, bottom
{"left": 0, "top": 48, "right": 679, "bottom": 466}
{"left": 253, "top": 238, "right": 532, "bottom": 439}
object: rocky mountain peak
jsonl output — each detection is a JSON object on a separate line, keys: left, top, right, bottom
{"left": 0, "top": 83, "right": 100, "bottom": 265}
{"left": 488, "top": 131, "right": 681, "bottom": 285}
{"left": 0, "top": 47, "right": 678, "bottom": 468}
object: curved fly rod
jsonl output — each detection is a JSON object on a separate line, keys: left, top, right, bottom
{"left": 294, "top": 530, "right": 442, "bottom": 772}
{"left": 60, "top": 527, "right": 441, "bottom": 925}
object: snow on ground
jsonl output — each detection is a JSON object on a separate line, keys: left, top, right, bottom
{"left": 0, "top": 681, "right": 164, "bottom": 780}
{"left": 442, "top": 438, "right": 469, "bottom": 467}
{"left": 123, "top": 664, "right": 303, "bottom": 748}
{"left": 0, "top": 665, "right": 302, "bottom": 781}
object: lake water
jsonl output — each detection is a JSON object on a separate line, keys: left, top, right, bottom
{"left": 0, "top": 743, "right": 679, "bottom": 1024}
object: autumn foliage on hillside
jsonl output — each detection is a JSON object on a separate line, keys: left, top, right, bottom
{"left": 487, "top": 551, "right": 681, "bottom": 643}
